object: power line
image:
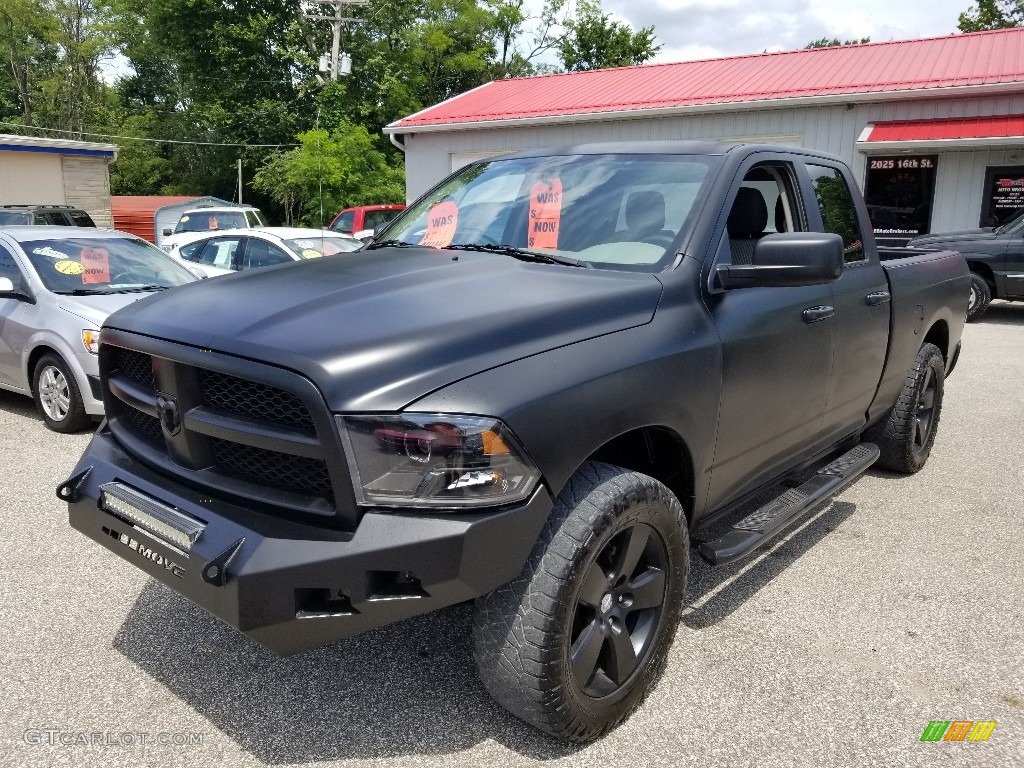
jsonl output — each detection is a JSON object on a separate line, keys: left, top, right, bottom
{"left": 0, "top": 120, "right": 299, "bottom": 148}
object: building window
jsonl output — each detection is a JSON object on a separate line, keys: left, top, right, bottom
{"left": 980, "top": 166, "right": 1024, "bottom": 228}
{"left": 863, "top": 155, "right": 937, "bottom": 240}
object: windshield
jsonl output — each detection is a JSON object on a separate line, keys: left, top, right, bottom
{"left": 174, "top": 210, "right": 249, "bottom": 233}
{"left": 380, "top": 153, "right": 719, "bottom": 272}
{"left": 995, "top": 210, "right": 1024, "bottom": 235}
{"left": 283, "top": 235, "right": 363, "bottom": 259}
{"left": 0, "top": 211, "right": 30, "bottom": 225}
{"left": 23, "top": 237, "right": 196, "bottom": 294}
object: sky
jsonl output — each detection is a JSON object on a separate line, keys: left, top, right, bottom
{"left": 556, "top": 0, "right": 976, "bottom": 63}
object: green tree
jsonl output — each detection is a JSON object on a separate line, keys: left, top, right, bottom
{"left": 253, "top": 121, "right": 404, "bottom": 226}
{"left": 558, "top": 1, "right": 659, "bottom": 72}
{"left": 958, "top": 0, "right": 1024, "bottom": 30}
{"left": 0, "top": 0, "right": 57, "bottom": 124}
{"left": 805, "top": 36, "right": 871, "bottom": 48}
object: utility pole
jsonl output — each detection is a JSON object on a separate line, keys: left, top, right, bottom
{"left": 303, "top": 0, "right": 367, "bottom": 81}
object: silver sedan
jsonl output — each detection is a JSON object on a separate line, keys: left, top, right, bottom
{"left": 0, "top": 227, "right": 197, "bottom": 432}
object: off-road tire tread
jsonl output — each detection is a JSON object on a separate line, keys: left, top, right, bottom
{"left": 864, "top": 343, "right": 944, "bottom": 473}
{"left": 472, "top": 461, "right": 688, "bottom": 743}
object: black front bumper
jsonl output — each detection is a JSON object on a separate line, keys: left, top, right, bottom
{"left": 64, "top": 427, "right": 552, "bottom": 655}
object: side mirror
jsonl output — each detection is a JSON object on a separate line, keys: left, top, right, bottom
{"left": 715, "top": 232, "right": 844, "bottom": 289}
{"left": 162, "top": 228, "right": 173, "bottom": 237}
{"left": 188, "top": 267, "right": 208, "bottom": 279}
{"left": 0, "top": 276, "right": 34, "bottom": 303}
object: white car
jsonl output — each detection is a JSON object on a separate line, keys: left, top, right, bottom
{"left": 167, "top": 227, "right": 363, "bottom": 277}
{"left": 159, "top": 205, "right": 268, "bottom": 253}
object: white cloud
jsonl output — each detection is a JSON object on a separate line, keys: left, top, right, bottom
{"left": 594, "top": 0, "right": 970, "bottom": 63}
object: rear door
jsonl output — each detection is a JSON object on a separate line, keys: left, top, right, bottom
{"left": 801, "top": 161, "right": 890, "bottom": 439}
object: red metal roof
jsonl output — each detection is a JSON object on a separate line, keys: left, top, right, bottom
{"left": 864, "top": 114, "right": 1024, "bottom": 141}
{"left": 388, "top": 29, "right": 1024, "bottom": 132}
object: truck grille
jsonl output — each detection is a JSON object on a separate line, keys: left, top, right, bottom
{"left": 198, "top": 369, "right": 314, "bottom": 431}
{"left": 104, "top": 343, "right": 342, "bottom": 518}
{"left": 115, "top": 347, "right": 156, "bottom": 390}
{"left": 210, "top": 439, "right": 333, "bottom": 498}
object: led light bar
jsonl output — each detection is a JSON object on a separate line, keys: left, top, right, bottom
{"left": 99, "top": 482, "right": 205, "bottom": 552}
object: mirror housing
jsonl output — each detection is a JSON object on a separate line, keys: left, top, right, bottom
{"left": 162, "top": 227, "right": 173, "bottom": 236}
{"left": 0, "top": 276, "right": 34, "bottom": 303}
{"left": 187, "top": 266, "right": 208, "bottom": 279}
{"left": 715, "top": 232, "right": 844, "bottom": 289}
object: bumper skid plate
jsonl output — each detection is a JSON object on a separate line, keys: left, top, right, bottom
{"left": 63, "top": 428, "right": 551, "bottom": 655}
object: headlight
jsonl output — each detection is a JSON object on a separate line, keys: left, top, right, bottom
{"left": 81, "top": 329, "right": 100, "bottom": 354}
{"left": 338, "top": 414, "right": 541, "bottom": 509}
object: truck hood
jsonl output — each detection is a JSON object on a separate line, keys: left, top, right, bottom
{"left": 103, "top": 247, "right": 664, "bottom": 411}
{"left": 57, "top": 291, "right": 164, "bottom": 328}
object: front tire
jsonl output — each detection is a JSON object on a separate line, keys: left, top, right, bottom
{"left": 967, "top": 272, "right": 991, "bottom": 322}
{"left": 473, "top": 462, "right": 688, "bottom": 743}
{"left": 864, "top": 343, "right": 944, "bottom": 473}
{"left": 33, "top": 353, "right": 91, "bottom": 433}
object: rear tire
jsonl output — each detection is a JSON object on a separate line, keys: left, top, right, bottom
{"left": 33, "top": 353, "right": 91, "bottom": 433}
{"left": 864, "top": 343, "right": 944, "bottom": 473}
{"left": 473, "top": 462, "right": 688, "bottom": 743}
{"left": 966, "top": 272, "right": 991, "bottom": 322}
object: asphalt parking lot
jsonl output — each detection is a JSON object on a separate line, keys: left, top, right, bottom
{"left": 1, "top": 305, "right": 1022, "bottom": 768}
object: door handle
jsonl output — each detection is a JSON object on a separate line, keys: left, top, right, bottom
{"left": 865, "top": 291, "right": 891, "bottom": 306}
{"left": 802, "top": 305, "right": 835, "bottom": 323}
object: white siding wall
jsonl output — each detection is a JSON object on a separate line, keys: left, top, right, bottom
{"left": 0, "top": 152, "right": 65, "bottom": 205}
{"left": 400, "top": 94, "right": 1024, "bottom": 232}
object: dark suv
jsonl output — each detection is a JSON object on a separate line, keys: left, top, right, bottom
{"left": 0, "top": 205, "right": 96, "bottom": 227}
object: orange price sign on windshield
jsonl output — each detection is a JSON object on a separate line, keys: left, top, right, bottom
{"left": 528, "top": 179, "right": 562, "bottom": 250}
{"left": 419, "top": 201, "right": 458, "bottom": 248}
{"left": 80, "top": 247, "right": 110, "bottom": 284}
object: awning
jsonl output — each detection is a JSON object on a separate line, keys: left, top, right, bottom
{"left": 857, "top": 114, "right": 1024, "bottom": 152}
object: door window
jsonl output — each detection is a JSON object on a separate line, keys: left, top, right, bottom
{"left": 242, "top": 238, "right": 292, "bottom": 269}
{"left": 725, "top": 163, "right": 802, "bottom": 265}
{"left": 0, "top": 244, "right": 27, "bottom": 291}
{"left": 194, "top": 237, "right": 242, "bottom": 269}
{"left": 331, "top": 211, "right": 355, "bottom": 233}
{"left": 806, "top": 164, "right": 866, "bottom": 263}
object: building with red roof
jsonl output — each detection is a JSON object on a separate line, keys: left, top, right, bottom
{"left": 385, "top": 28, "right": 1024, "bottom": 241}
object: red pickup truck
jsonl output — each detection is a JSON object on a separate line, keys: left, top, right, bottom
{"left": 328, "top": 204, "right": 405, "bottom": 239}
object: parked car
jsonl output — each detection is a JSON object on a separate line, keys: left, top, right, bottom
{"left": 328, "top": 204, "right": 405, "bottom": 240}
{"left": 908, "top": 211, "right": 1024, "bottom": 321}
{"left": 0, "top": 204, "right": 96, "bottom": 227}
{"left": 63, "top": 142, "right": 967, "bottom": 741}
{"left": 168, "top": 227, "right": 363, "bottom": 277}
{"left": 0, "top": 227, "right": 197, "bottom": 432}
{"left": 159, "top": 204, "right": 267, "bottom": 253}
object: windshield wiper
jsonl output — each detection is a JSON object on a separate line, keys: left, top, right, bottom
{"left": 364, "top": 239, "right": 418, "bottom": 250}
{"left": 445, "top": 243, "right": 591, "bottom": 268}
{"left": 108, "top": 284, "right": 170, "bottom": 293}
{"left": 54, "top": 288, "right": 113, "bottom": 296}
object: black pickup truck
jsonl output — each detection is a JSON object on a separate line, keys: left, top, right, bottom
{"left": 61, "top": 142, "right": 968, "bottom": 743}
{"left": 909, "top": 211, "right": 1024, "bottom": 321}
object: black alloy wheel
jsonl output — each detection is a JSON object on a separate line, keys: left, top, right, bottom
{"left": 569, "top": 523, "right": 668, "bottom": 699}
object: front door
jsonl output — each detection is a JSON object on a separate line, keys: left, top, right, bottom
{"left": 704, "top": 160, "right": 836, "bottom": 511}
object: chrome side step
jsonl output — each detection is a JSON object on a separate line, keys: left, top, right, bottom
{"left": 697, "top": 443, "right": 880, "bottom": 566}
